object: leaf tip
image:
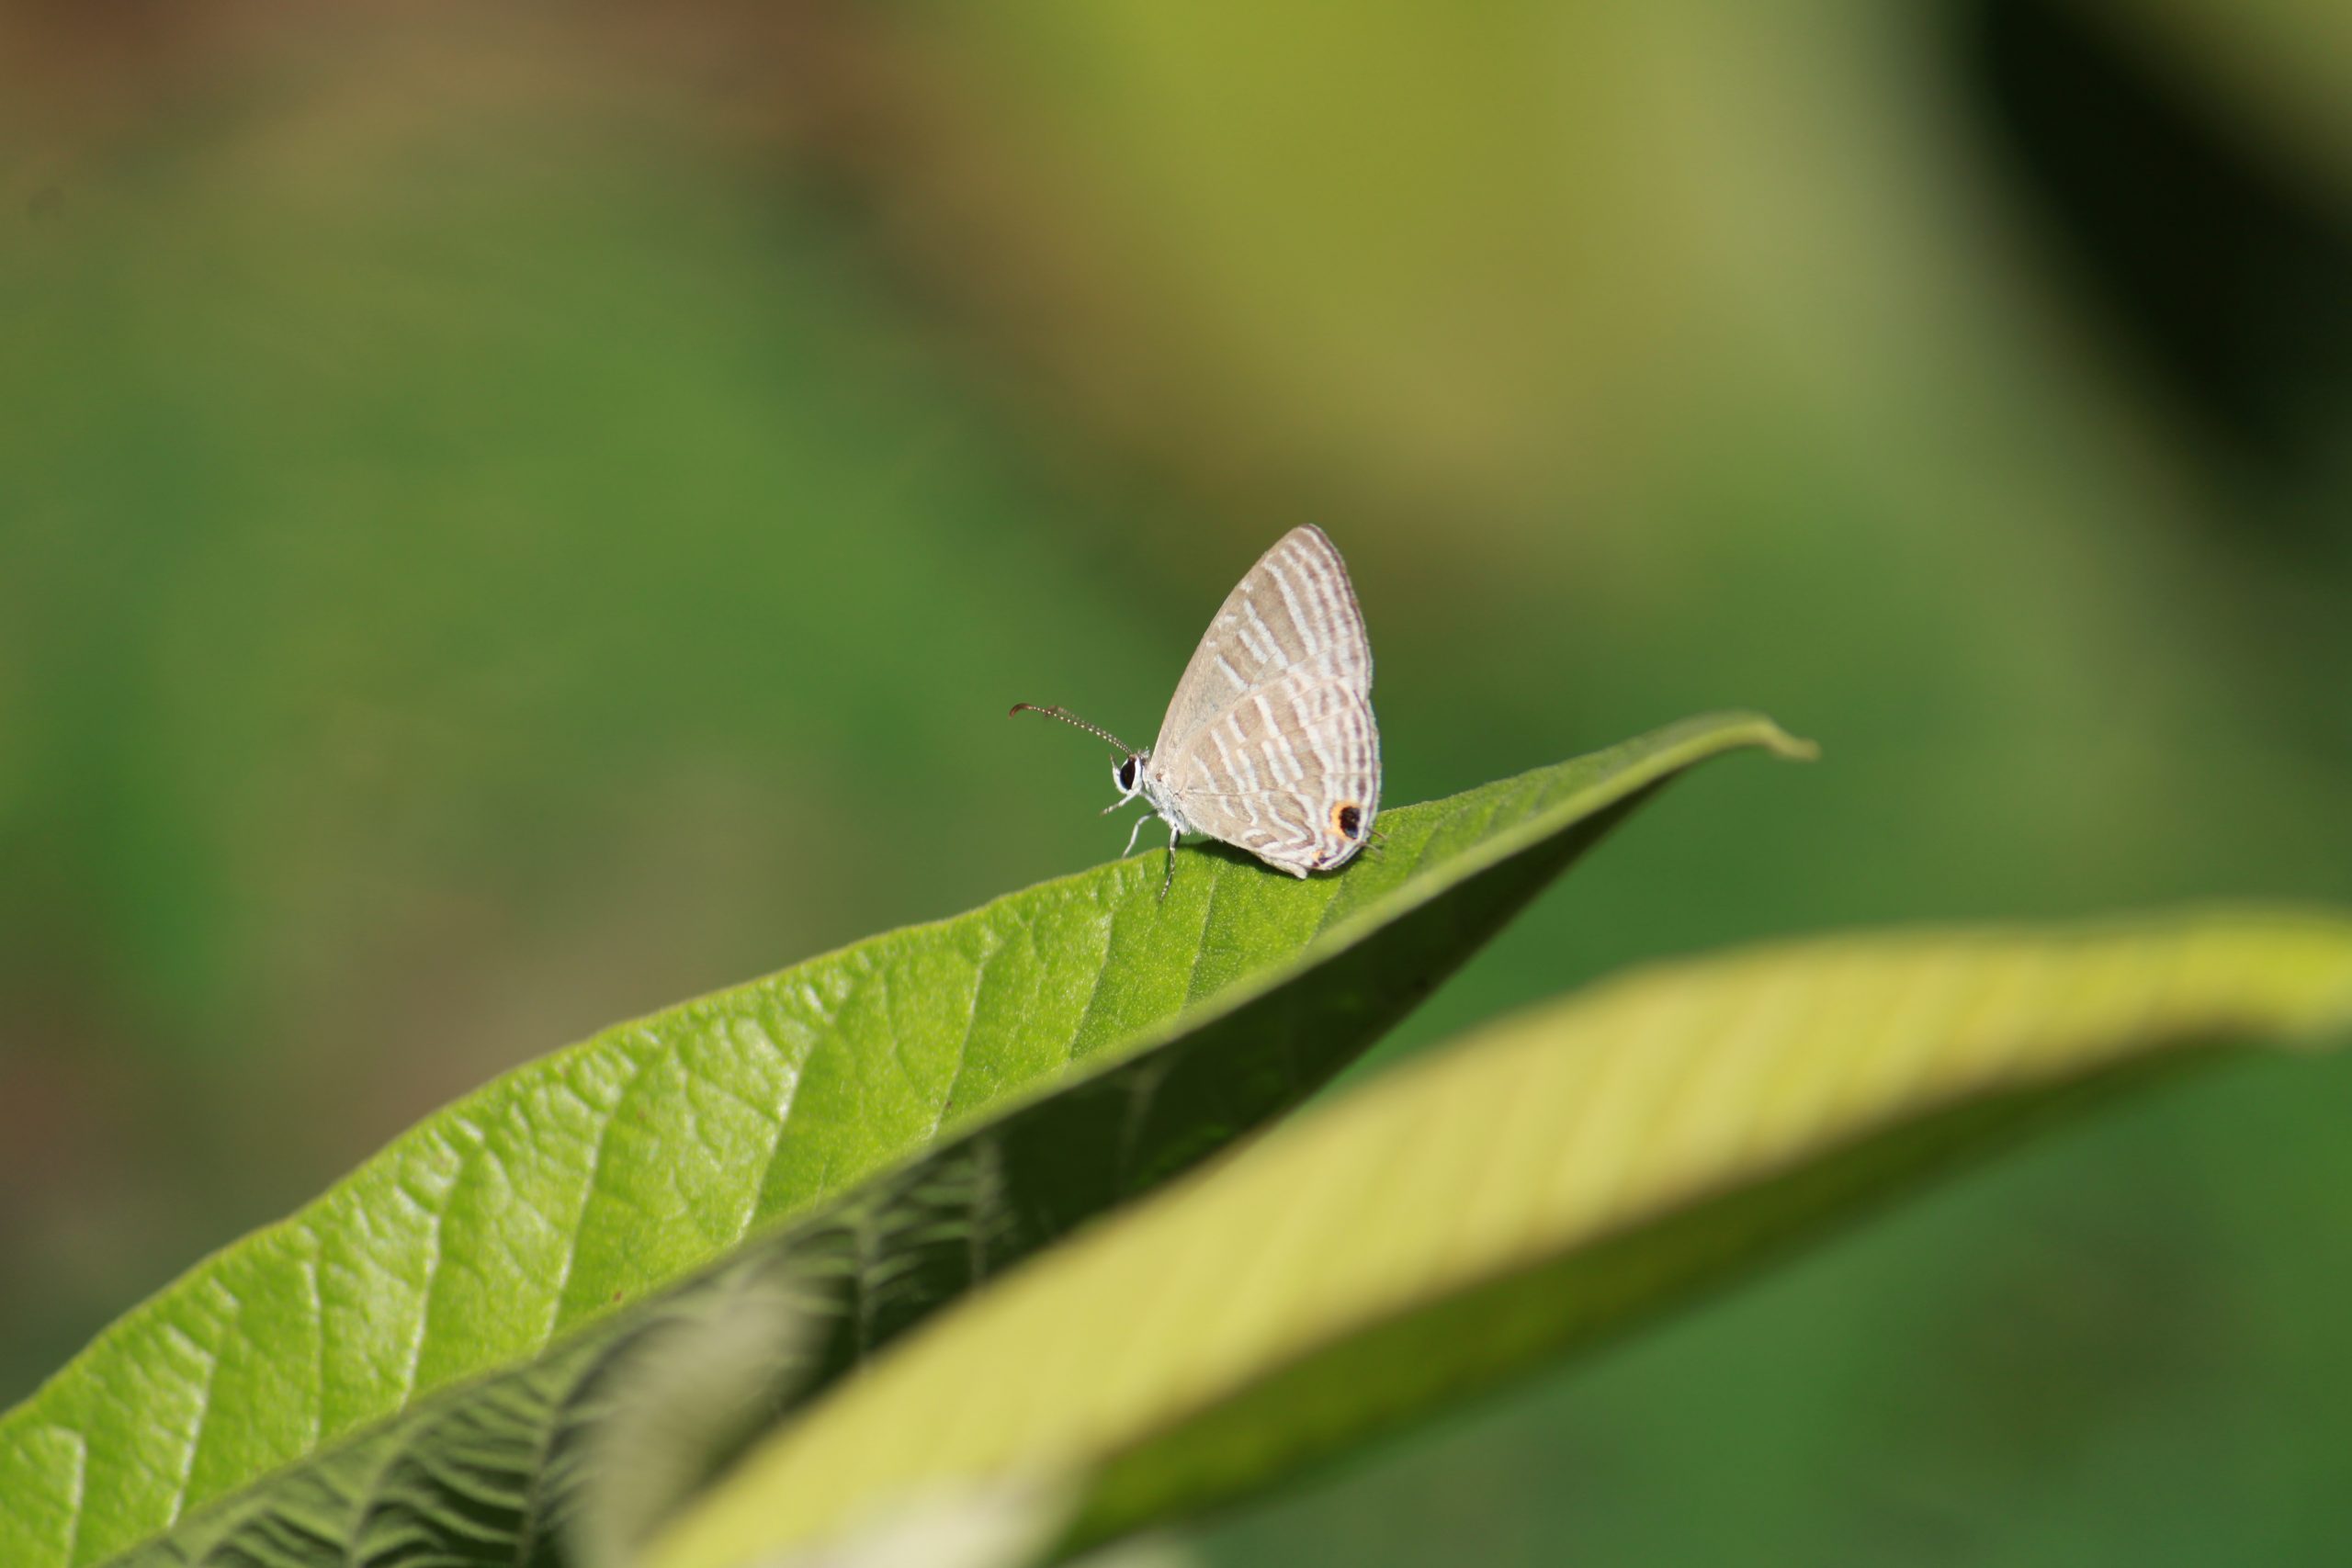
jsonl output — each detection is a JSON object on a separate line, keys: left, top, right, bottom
{"left": 1715, "top": 712, "right": 1819, "bottom": 763}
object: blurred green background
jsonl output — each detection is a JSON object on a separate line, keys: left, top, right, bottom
{"left": 5, "top": 1, "right": 2351, "bottom": 1561}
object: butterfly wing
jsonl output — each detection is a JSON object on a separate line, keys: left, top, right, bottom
{"left": 1158, "top": 525, "right": 1373, "bottom": 751}
{"left": 1151, "top": 526, "right": 1379, "bottom": 874}
{"left": 1158, "top": 666, "right": 1380, "bottom": 874}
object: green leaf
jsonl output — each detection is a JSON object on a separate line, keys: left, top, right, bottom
{"left": 0, "top": 712, "right": 1808, "bottom": 1568}
{"left": 649, "top": 908, "right": 2352, "bottom": 1567}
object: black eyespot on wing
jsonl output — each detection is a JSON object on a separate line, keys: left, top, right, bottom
{"left": 1335, "top": 803, "right": 1363, "bottom": 839}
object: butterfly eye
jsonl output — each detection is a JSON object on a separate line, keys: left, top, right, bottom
{"left": 1115, "top": 757, "right": 1140, "bottom": 793}
{"left": 1334, "top": 803, "right": 1363, "bottom": 839}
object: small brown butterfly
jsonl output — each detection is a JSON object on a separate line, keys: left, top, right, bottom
{"left": 1015, "top": 525, "right": 1380, "bottom": 897}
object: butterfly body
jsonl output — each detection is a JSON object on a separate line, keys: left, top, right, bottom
{"left": 1018, "top": 525, "right": 1380, "bottom": 897}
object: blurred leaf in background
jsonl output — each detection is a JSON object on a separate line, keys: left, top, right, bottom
{"left": 3, "top": 0, "right": 2350, "bottom": 1562}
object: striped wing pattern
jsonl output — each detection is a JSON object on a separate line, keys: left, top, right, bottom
{"left": 1159, "top": 525, "right": 1373, "bottom": 750}
{"left": 1151, "top": 525, "right": 1381, "bottom": 874}
{"left": 1163, "top": 667, "right": 1380, "bottom": 873}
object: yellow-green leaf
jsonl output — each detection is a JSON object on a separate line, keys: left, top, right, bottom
{"left": 652, "top": 908, "right": 2352, "bottom": 1567}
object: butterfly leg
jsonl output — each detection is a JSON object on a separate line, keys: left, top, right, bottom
{"left": 1158, "top": 823, "right": 1181, "bottom": 902}
{"left": 1120, "top": 809, "right": 1151, "bottom": 859}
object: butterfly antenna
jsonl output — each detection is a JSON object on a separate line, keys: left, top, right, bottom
{"left": 1008, "top": 703, "right": 1136, "bottom": 755}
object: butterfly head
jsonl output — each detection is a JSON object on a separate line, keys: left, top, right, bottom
{"left": 1008, "top": 705, "right": 1153, "bottom": 811}
{"left": 1112, "top": 750, "right": 1148, "bottom": 802}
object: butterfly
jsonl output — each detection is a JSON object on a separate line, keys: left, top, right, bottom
{"left": 1015, "top": 525, "right": 1380, "bottom": 898}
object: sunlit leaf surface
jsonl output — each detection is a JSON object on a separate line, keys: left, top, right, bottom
{"left": 0, "top": 713, "right": 1807, "bottom": 1567}
{"left": 653, "top": 908, "right": 2352, "bottom": 1566}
